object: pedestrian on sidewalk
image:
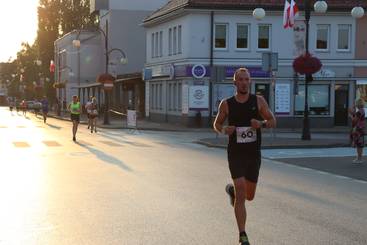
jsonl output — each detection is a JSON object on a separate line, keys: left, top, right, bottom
{"left": 89, "top": 97, "right": 98, "bottom": 133}
{"left": 68, "top": 95, "right": 81, "bottom": 142}
{"left": 213, "top": 67, "right": 276, "bottom": 245}
{"left": 349, "top": 98, "right": 365, "bottom": 163}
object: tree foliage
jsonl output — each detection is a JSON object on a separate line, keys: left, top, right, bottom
{"left": 2, "top": 0, "right": 96, "bottom": 99}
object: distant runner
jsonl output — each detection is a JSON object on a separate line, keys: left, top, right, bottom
{"left": 68, "top": 95, "right": 81, "bottom": 142}
{"left": 41, "top": 96, "right": 49, "bottom": 123}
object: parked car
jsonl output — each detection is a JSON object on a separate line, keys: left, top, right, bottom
{"left": 26, "top": 101, "right": 42, "bottom": 110}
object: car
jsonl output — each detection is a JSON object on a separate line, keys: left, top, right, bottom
{"left": 26, "top": 101, "right": 42, "bottom": 110}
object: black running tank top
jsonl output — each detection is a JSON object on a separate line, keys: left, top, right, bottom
{"left": 227, "top": 95, "right": 262, "bottom": 153}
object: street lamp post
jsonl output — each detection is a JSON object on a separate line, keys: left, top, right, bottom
{"left": 302, "top": 0, "right": 312, "bottom": 140}
{"left": 73, "top": 24, "right": 127, "bottom": 125}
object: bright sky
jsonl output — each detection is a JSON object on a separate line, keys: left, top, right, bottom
{"left": 0, "top": 0, "right": 39, "bottom": 62}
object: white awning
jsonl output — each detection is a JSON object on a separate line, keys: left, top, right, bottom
{"left": 356, "top": 80, "right": 367, "bottom": 85}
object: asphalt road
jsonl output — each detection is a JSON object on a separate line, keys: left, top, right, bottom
{"left": 0, "top": 107, "right": 366, "bottom": 245}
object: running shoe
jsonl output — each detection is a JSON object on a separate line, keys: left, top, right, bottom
{"left": 225, "top": 183, "right": 235, "bottom": 207}
{"left": 73, "top": 136, "right": 76, "bottom": 142}
{"left": 239, "top": 232, "right": 250, "bottom": 245}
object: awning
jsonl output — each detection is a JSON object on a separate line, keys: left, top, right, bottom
{"left": 115, "top": 76, "right": 141, "bottom": 83}
{"left": 70, "top": 82, "right": 102, "bottom": 89}
{"left": 357, "top": 80, "right": 367, "bottom": 85}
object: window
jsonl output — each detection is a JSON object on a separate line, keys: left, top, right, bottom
{"left": 178, "top": 82, "right": 182, "bottom": 110}
{"left": 168, "top": 83, "right": 172, "bottom": 111}
{"left": 215, "top": 24, "right": 227, "bottom": 49}
{"left": 178, "top": 25, "right": 182, "bottom": 54}
{"left": 155, "top": 32, "right": 159, "bottom": 57}
{"left": 338, "top": 24, "right": 350, "bottom": 51}
{"left": 159, "top": 84, "right": 163, "bottom": 109}
{"left": 173, "top": 83, "right": 177, "bottom": 110}
{"left": 237, "top": 24, "right": 249, "bottom": 49}
{"left": 151, "top": 33, "right": 154, "bottom": 58}
{"left": 159, "top": 31, "right": 163, "bottom": 57}
{"left": 258, "top": 25, "right": 270, "bottom": 49}
{"left": 173, "top": 26, "right": 177, "bottom": 55}
{"left": 295, "top": 84, "right": 330, "bottom": 115}
{"left": 59, "top": 49, "right": 67, "bottom": 69}
{"left": 168, "top": 28, "right": 172, "bottom": 56}
{"left": 316, "top": 25, "right": 329, "bottom": 50}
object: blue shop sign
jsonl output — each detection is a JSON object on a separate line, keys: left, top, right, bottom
{"left": 226, "top": 66, "right": 270, "bottom": 78}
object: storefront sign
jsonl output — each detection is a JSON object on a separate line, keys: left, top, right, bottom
{"left": 127, "top": 110, "right": 137, "bottom": 128}
{"left": 226, "top": 66, "right": 270, "bottom": 78}
{"left": 189, "top": 85, "right": 209, "bottom": 110}
{"left": 192, "top": 64, "right": 206, "bottom": 79}
{"left": 314, "top": 69, "right": 335, "bottom": 78}
{"left": 174, "top": 65, "right": 211, "bottom": 78}
{"left": 150, "top": 64, "right": 174, "bottom": 78}
{"left": 275, "top": 83, "right": 291, "bottom": 114}
{"left": 182, "top": 84, "right": 189, "bottom": 114}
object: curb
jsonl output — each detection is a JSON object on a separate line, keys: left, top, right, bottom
{"left": 48, "top": 114, "right": 213, "bottom": 132}
{"left": 195, "top": 140, "right": 350, "bottom": 149}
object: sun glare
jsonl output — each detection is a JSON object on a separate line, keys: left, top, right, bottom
{"left": 0, "top": 0, "right": 39, "bottom": 62}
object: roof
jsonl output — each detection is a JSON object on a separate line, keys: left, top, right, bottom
{"left": 144, "top": 0, "right": 367, "bottom": 23}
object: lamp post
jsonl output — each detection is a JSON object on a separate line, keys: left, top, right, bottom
{"left": 72, "top": 25, "right": 127, "bottom": 125}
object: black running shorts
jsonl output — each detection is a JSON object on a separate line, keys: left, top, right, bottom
{"left": 70, "top": 113, "right": 80, "bottom": 122}
{"left": 227, "top": 149, "right": 261, "bottom": 182}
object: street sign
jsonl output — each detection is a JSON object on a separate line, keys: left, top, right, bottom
{"left": 103, "top": 81, "right": 114, "bottom": 91}
{"left": 262, "top": 52, "right": 278, "bottom": 72}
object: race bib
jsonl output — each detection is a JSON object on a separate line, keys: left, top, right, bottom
{"left": 236, "top": 127, "right": 257, "bottom": 144}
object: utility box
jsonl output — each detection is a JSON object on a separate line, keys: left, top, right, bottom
{"left": 90, "top": 0, "right": 109, "bottom": 14}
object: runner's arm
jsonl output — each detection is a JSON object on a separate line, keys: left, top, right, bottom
{"left": 214, "top": 100, "right": 236, "bottom": 135}
{"left": 257, "top": 96, "right": 276, "bottom": 128}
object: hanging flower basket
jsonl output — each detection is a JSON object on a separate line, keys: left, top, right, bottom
{"left": 53, "top": 80, "right": 67, "bottom": 89}
{"left": 97, "top": 73, "right": 115, "bottom": 84}
{"left": 293, "top": 52, "right": 322, "bottom": 75}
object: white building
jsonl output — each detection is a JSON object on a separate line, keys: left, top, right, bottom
{"left": 54, "top": 0, "right": 168, "bottom": 114}
{"left": 143, "top": 0, "right": 367, "bottom": 128}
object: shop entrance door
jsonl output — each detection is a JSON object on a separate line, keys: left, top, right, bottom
{"left": 255, "top": 84, "right": 270, "bottom": 105}
{"left": 334, "top": 84, "right": 348, "bottom": 126}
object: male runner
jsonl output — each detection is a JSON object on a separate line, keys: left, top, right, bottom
{"left": 213, "top": 68, "right": 276, "bottom": 245}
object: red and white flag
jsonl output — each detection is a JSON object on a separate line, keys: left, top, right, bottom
{"left": 283, "top": 0, "right": 299, "bottom": 29}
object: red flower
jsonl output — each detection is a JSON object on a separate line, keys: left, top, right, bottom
{"left": 293, "top": 52, "right": 322, "bottom": 75}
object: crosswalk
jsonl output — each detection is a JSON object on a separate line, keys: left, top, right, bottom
{"left": 2, "top": 140, "right": 134, "bottom": 148}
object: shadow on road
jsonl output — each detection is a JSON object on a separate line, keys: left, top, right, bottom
{"left": 76, "top": 142, "right": 133, "bottom": 172}
{"left": 46, "top": 123, "right": 62, "bottom": 130}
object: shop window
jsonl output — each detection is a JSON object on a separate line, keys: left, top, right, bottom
{"left": 295, "top": 84, "right": 330, "bottom": 115}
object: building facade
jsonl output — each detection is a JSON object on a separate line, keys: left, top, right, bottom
{"left": 143, "top": 0, "right": 367, "bottom": 128}
{"left": 55, "top": 0, "right": 168, "bottom": 115}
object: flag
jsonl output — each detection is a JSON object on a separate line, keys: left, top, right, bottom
{"left": 283, "top": 0, "right": 299, "bottom": 29}
{"left": 290, "top": 0, "right": 299, "bottom": 27}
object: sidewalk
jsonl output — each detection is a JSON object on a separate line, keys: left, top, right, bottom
{"left": 48, "top": 111, "right": 351, "bottom": 149}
